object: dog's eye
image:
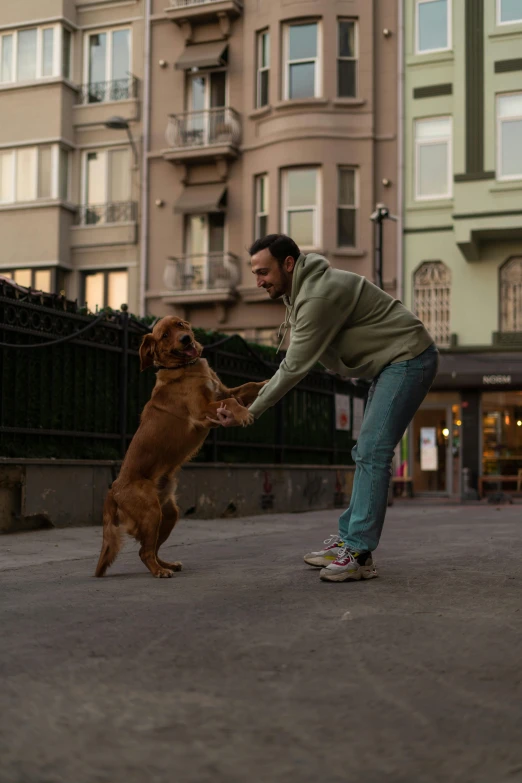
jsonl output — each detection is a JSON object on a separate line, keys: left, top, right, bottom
{"left": 177, "top": 322, "right": 184, "bottom": 328}
{"left": 162, "top": 332, "right": 169, "bottom": 339}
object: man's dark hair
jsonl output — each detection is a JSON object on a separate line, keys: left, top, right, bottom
{"left": 248, "top": 234, "right": 301, "bottom": 265}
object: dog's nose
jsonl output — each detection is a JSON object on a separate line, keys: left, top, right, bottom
{"left": 179, "top": 333, "right": 191, "bottom": 346}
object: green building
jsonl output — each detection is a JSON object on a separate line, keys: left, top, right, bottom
{"left": 403, "top": 0, "right": 522, "bottom": 498}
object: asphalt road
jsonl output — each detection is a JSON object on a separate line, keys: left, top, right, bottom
{"left": 1, "top": 502, "right": 522, "bottom": 783}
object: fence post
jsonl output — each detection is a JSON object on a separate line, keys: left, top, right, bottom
{"left": 275, "top": 399, "right": 285, "bottom": 464}
{"left": 119, "top": 305, "right": 129, "bottom": 458}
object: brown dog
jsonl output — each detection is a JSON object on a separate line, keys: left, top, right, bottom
{"left": 95, "top": 316, "right": 267, "bottom": 578}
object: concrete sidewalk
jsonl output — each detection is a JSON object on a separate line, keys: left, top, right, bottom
{"left": 2, "top": 503, "right": 522, "bottom": 783}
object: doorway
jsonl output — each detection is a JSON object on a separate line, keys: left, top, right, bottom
{"left": 411, "top": 403, "right": 459, "bottom": 495}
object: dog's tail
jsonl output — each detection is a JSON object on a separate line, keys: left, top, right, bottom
{"left": 94, "top": 490, "right": 122, "bottom": 577}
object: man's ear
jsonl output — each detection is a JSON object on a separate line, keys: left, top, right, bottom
{"left": 284, "top": 255, "right": 296, "bottom": 273}
{"left": 139, "top": 334, "right": 156, "bottom": 371}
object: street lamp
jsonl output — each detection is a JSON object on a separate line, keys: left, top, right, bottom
{"left": 104, "top": 116, "right": 139, "bottom": 165}
{"left": 370, "top": 203, "right": 397, "bottom": 290}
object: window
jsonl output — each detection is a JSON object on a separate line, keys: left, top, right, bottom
{"left": 1, "top": 268, "right": 53, "bottom": 292}
{"left": 82, "top": 148, "right": 131, "bottom": 223}
{"left": 497, "top": 93, "right": 522, "bottom": 180}
{"left": 337, "top": 168, "right": 357, "bottom": 247}
{"left": 255, "top": 174, "right": 269, "bottom": 238}
{"left": 415, "top": 117, "right": 452, "bottom": 200}
{"left": 256, "top": 30, "right": 270, "bottom": 108}
{"left": 0, "top": 25, "right": 70, "bottom": 84}
{"left": 182, "top": 213, "right": 226, "bottom": 290}
{"left": 284, "top": 22, "right": 320, "bottom": 100}
{"left": 416, "top": 0, "right": 451, "bottom": 54}
{"left": 83, "top": 270, "right": 128, "bottom": 312}
{"left": 413, "top": 261, "right": 451, "bottom": 348}
{"left": 282, "top": 167, "right": 320, "bottom": 248}
{"left": 85, "top": 28, "right": 131, "bottom": 102}
{"left": 498, "top": 0, "right": 522, "bottom": 24}
{"left": 500, "top": 257, "right": 522, "bottom": 332}
{"left": 0, "top": 145, "right": 69, "bottom": 204}
{"left": 338, "top": 20, "right": 357, "bottom": 98}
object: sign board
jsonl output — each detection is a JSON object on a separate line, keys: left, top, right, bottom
{"left": 335, "top": 394, "right": 351, "bottom": 431}
{"left": 352, "top": 398, "right": 364, "bottom": 439}
{"left": 483, "top": 375, "right": 511, "bottom": 385}
{"left": 420, "top": 427, "right": 438, "bottom": 471}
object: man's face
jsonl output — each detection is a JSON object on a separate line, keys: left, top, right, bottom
{"left": 250, "top": 248, "right": 294, "bottom": 299}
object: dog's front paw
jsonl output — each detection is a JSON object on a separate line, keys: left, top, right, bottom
{"left": 238, "top": 410, "right": 254, "bottom": 427}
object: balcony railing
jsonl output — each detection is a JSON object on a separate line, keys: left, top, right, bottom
{"left": 164, "top": 253, "right": 240, "bottom": 292}
{"left": 77, "top": 76, "right": 138, "bottom": 105}
{"left": 165, "top": 108, "right": 241, "bottom": 150}
{"left": 74, "top": 202, "right": 137, "bottom": 226}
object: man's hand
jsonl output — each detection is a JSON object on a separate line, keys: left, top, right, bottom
{"left": 206, "top": 403, "right": 243, "bottom": 428}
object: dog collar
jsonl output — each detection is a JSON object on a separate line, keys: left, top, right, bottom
{"left": 154, "top": 357, "right": 200, "bottom": 371}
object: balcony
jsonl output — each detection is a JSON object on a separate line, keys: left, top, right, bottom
{"left": 71, "top": 202, "right": 137, "bottom": 248}
{"left": 163, "top": 253, "right": 240, "bottom": 304}
{"left": 166, "top": 0, "right": 243, "bottom": 29}
{"left": 76, "top": 76, "right": 138, "bottom": 105}
{"left": 163, "top": 108, "right": 241, "bottom": 164}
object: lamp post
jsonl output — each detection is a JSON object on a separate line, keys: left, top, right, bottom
{"left": 104, "top": 116, "right": 139, "bottom": 165}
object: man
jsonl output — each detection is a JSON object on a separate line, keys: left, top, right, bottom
{"left": 214, "top": 234, "right": 438, "bottom": 583}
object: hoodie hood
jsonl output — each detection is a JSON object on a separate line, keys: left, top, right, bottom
{"left": 277, "top": 253, "right": 331, "bottom": 352}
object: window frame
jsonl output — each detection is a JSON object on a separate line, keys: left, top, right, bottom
{"left": 497, "top": 92, "right": 522, "bottom": 181}
{"left": 281, "top": 166, "right": 321, "bottom": 249}
{"left": 412, "top": 260, "right": 451, "bottom": 348}
{"left": 0, "top": 144, "right": 66, "bottom": 204}
{"left": 497, "top": 0, "right": 522, "bottom": 25}
{"left": 82, "top": 269, "right": 129, "bottom": 313}
{"left": 337, "top": 166, "right": 358, "bottom": 248}
{"left": 256, "top": 29, "right": 270, "bottom": 108}
{"left": 0, "top": 267, "right": 55, "bottom": 292}
{"left": 415, "top": 0, "right": 452, "bottom": 55}
{"left": 83, "top": 26, "right": 132, "bottom": 100}
{"left": 81, "top": 146, "right": 131, "bottom": 214}
{"left": 0, "top": 24, "right": 67, "bottom": 84}
{"left": 283, "top": 20, "right": 321, "bottom": 101}
{"left": 337, "top": 18, "right": 358, "bottom": 99}
{"left": 414, "top": 116, "right": 453, "bottom": 201}
{"left": 254, "top": 173, "right": 269, "bottom": 238}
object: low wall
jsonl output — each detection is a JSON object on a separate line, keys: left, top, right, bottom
{"left": 0, "top": 459, "right": 355, "bottom": 533}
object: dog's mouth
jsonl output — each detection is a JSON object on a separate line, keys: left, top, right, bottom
{"left": 172, "top": 343, "right": 199, "bottom": 359}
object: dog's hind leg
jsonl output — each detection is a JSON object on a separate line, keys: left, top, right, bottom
{"left": 156, "top": 497, "right": 182, "bottom": 571}
{"left": 118, "top": 480, "right": 173, "bottom": 578}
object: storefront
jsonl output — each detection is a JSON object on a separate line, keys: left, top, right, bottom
{"left": 405, "top": 352, "right": 522, "bottom": 499}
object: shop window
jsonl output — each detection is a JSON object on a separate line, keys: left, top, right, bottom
{"left": 413, "top": 261, "right": 451, "bottom": 347}
{"left": 482, "top": 391, "right": 522, "bottom": 484}
{"left": 500, "top": 257, "right": 522, "bottom": 333}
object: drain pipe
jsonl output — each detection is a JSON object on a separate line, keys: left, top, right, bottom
{"left": 139, "top": 0, "right": 152, "bottom": 317}
{"left": 396, "top": 0, "right": 405, "bottom": 303}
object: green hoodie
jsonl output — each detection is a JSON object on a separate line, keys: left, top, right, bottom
{"left": 248, "top": 252, "right": 434, "bottom": 419}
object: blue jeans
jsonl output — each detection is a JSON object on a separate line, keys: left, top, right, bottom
{"left": 339, "top": 344, "right": 439, "bottom": 552}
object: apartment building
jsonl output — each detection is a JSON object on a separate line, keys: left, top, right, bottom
{"left": 0, "top": 0, "right": 145, "bottom": 313}
{"left": 403, "top": 0, "right": 522, "bottom": 498}
{"left": 146, "top": 0, "right": 399, "bottom": 342}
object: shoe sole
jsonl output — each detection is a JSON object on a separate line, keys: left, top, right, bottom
{"left": 320, "top": 567, "right": 378, "bottom": 582}
{"left": 303, "top": 555, "right": 339, "bottom": 567}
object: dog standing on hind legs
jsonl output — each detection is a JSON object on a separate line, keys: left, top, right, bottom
{"left": 95, "top": 316, "right": 267, "bottom": 578}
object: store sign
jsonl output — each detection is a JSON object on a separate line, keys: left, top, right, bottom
{"left": 420, "top": 427, "right": 438, "bottom": 471}
{"left": 335, "top": 394, "right": 351, "bottom": 431}
{"left": 483, "top": 374, "right": 511, "bottom": 385}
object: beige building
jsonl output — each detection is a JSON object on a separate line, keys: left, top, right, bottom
{"left": 0, "top": 0, "right": 145, "bottom": 313}
{"left": 0, "top": 0, "right": 399, "bottom": 339}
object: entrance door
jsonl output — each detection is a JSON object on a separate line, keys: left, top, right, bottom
{"left": 412, "top": 405, "right": 453, "bottom": 494}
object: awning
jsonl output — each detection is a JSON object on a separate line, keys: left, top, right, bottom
{"left": 175, "top": 41, "right": 228, "bottom": 70}
{"left": 433, "top": 352, "right": 522, "bottom": 390}
{"left": 173, "top": 183, "right": 227, "bottom": 214}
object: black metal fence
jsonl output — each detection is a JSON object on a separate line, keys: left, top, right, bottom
{"left": 0, "top": 279, "right": 364, "bottom": 465}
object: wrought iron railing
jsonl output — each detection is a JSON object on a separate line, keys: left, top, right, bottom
{"left": 165, "top": 108, "right": 241, "bottom": 149}
{"left": 77, "top": 76, "right": 138, "bottom": 105}
{"left": 0, "top": 277, "right": 363, "bottom": 464}
{"left": 164, "top": 253, "right": 240, "bottom": 292}
{"left": 74, "top": 202, "right": 137, "bottom": 226}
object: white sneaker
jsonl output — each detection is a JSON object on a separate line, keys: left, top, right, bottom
{"left": 320, "top": 547, "right": 378, "bottom": 582}
{"left": 304, "top": 534, "right": 344, "bottom": 567}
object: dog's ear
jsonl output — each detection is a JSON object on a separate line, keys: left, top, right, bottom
{"left": 139, "top": 334, "right": 156, "bottom": 371}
